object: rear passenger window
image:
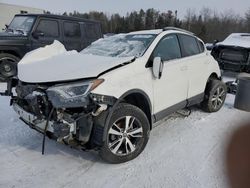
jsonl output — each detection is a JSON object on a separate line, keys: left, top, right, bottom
{"left": 153, "top": 35, "right": 181, "bottom": 61}
{"left": 64, "top": 22, "right": 81, "bottom": 38}
{"left": 85, "top": 23, "right": 100, "bottom": 38}
{"left": 197, "top": 40, "right": 205, "bottom": 53}
{"left": 178, "top": 34, "right": 200, "bottom": 57}
{"left": 36, "top": 19, "right": 59, "bottom": 38}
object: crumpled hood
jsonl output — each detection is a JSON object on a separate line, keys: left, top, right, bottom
{"left": 18, "top": 41, "right": 134, "bottom": 83}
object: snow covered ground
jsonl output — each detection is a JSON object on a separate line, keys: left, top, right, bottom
{"left": 0, "top": 76, "right": 249, "bottom": 188}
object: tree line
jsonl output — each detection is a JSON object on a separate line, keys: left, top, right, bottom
{"left": 53, "top": 7, "right": 250, "bottom": 43}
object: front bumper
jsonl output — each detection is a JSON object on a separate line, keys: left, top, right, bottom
{"left": 13, "top": 102, "right": 55, "bottom": 133}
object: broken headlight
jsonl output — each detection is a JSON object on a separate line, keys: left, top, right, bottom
{"left": 46, "top": 79, "right": 104, "bottom": 108}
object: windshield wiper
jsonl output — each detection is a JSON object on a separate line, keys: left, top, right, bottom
{"left": 6, "top": 28, "right": 14, "bottom": 33}
{"left": 15, "top": 29, "right": 25, "bottom": 35}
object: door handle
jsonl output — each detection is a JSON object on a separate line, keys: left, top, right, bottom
{"left": 180, "top": 66, "right": 188, "bottom": 71}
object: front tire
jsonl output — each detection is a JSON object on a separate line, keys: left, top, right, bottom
{"left": 201, "top": 79, "right": 227, "bottom": 113}
{"left": 100, "top": 103, "right": 150, "bottom": 164}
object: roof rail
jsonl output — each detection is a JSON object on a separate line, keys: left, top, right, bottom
{"left": 163, "top": 27, "right": 195, "bottom": 35}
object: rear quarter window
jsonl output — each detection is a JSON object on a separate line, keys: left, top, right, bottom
{"left": 85, "top": 23, "right": 101, "bottom": 39}
{"left": 178, "top": 34, "right": 200, "bottom": 57}
{"left": 197, "top": 40, "right": 205, "bottom": 53}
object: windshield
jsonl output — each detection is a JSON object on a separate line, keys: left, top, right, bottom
{"left": 8, "top": 16, "right": 36, "bottom": 35}
{"left": 81, "top": 34, "right": 156, "bottom": 58}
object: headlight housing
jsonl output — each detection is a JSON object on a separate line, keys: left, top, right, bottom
{"left": 46, "top": 79, "right": 104, "bottom": 108}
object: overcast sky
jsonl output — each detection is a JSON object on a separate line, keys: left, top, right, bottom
{"left": 1, "top": 0, "right": 250, "bottom": 18}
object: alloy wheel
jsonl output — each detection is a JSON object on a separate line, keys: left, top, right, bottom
{"left": 211, "top": 86, "right": 226, "bottom": 110}
{"left": 108, "top": 116, "right": 143, "bottom": 156}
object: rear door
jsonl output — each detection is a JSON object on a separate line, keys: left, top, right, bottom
{"left": 177, "top": 34, "right": 209, "bottom": 100}
{"left": 31, "top": 18, "right": 61, "bottom": 50}
{"left": 62, "top": 21, "right": 82, "bottom": 51}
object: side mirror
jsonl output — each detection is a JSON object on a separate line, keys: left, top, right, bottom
{"left": 32, "top": 31, "right": 45, "bottom": 39}
{"left": 152, "top": 57, "right": 163, "bottom": 79}
{"left": 5, "top": 24, "right": 9, "bottom": 29}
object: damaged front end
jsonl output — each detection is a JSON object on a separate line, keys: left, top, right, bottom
{"left": 212, "top": 46, "right": 250, "bottom": 72}
{"left": 11, "top": 79, "right": 116, "bottom": 150}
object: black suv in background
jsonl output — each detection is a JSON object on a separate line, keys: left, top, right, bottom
{"left": 0, "top": 14, "right": 103, "bottom": 81}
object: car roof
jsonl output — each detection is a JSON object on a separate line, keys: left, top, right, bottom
{"left": 129, "top": 29, "right": 163, "bottom": 35}
{"left": 14, "top": 14, "right": 100, "bottom": 24}
{"left": 128, "top": 28, "right": 195, "bottom": 37}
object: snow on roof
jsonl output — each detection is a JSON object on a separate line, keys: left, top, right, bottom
{"left": 129, "top": 29, "right": 163, "bottom": 35}
{"left": 217, "top": 33, "right": 250, "bottom": 48}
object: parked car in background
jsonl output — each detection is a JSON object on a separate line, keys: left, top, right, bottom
{"left": 205, "top": 40, "right": 219, "bottom": 51}
{"left": 3, "top": 27, "right": 226, "bottom": 163}
{"left": 211, "top": 33, "right": 250, "bottom": 73}
{"left": 205, "top": 43, "right": 214, "bottom": 51}
{"left": 0, "top": 14, "right": 103, "bottom": 81}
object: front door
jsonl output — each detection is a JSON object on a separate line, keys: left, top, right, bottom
{"left": 152, "top": 34, "right": 189, "bottom": 120}
{"left": 31, "top": 19, "right": 61, "bottom": 50}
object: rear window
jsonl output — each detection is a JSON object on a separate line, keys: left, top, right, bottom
{"left": 63, "top": 22, "right": 81, "bottom": 38}
{"left": 178, "top": 34, "right": 200, "bottom": 57}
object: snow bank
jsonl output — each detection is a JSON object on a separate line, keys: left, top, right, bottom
{"left": 217, "top": 33, "right": 250, "bottom": 48}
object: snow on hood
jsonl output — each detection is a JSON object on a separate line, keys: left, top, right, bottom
{"left": 18, "top": 40, "right": 134, "bottom": 83}
{"left": 217, "top": 33, "right": 250, "bottom": 48}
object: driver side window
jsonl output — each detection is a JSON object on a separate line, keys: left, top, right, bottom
{"left": 35, "top": 19, "right": 59, "bottom": 38}
{"left": 153, "top": 34, "right": 181, "bottom": 62}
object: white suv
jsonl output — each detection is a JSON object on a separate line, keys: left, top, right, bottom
{"left": 7, "top": 27, "right": 226, "bottom": 163}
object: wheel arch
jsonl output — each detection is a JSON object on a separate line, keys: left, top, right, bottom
{"left": 102, "top": 89, "right": 153, "bottom": 142}
{"left": 0, "top": 50, "right": 21, "bottom": 59}
{"left": 204, "top": 72, "right": 222, "bottom": 94}
{"left": 114, "top": 89, "right": 152, "bottom": 129}
{"left": 208, "top": 72, "right": 221, "bottom": 81}
{"left": 122, "top": 91, "right": 152, "bottom": 129}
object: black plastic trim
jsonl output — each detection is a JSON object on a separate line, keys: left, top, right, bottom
{"left": 154, "top": 100, "right": 187, "bottom": 123}
{"left": 187, "top": 93, "right": 204, "bottom": 107}
{"left": 153, "top": 93, "right": 204, "bottom": 123}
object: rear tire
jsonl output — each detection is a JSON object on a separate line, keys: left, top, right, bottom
{"left": 201, "top": 79, "right": 227, "bottom": 113}
{"left": 100, "top": 103, "right": 150, "bottom": 164}
{"left": 0, "top": 53, "right": 19, "bottom": 82}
